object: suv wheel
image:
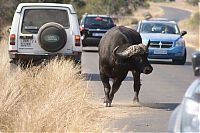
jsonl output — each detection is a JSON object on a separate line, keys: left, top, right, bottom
{"left": 172, "top": 49, "right": 187, "bottom": 65}
{"left": 38, "top": 22, "right": 67, "bottom": 52}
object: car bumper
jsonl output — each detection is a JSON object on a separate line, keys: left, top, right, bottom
{"left": 9, "top": 52, "right": 82, "bottom": 63}
{"left": 148, "top": 46, "right": 185, "bottom": 60}
{"left": 82, "top": 37, "right": 101, "bottom": 47}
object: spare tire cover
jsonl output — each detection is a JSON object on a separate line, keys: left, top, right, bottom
{"left": 38, "top": 22, "right": 67, "bottom": 52}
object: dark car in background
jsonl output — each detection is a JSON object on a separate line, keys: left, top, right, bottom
{"left": 80, "top": 14, "right": 115, "bottom": 47}
{"left": 168, "top": 51, "right": 200, "bottom": 132}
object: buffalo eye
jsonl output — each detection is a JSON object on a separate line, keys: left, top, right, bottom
{"left": 134, "top": 56, "right": 142, "bottom": 63}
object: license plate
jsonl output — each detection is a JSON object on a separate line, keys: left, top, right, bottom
{"left": 21, "top": 39, "right": 31, "bottom": 47}
{"left": 154, "top": 49, "right": 167, "bottom": 54}
{"left": 92, "top": 33, "right": 104, "bottom": 37}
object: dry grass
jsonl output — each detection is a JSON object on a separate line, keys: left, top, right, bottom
{"left": 179, "top": 18, "right": 199, "bottom": 50}
{"left": 0, "top": 36, "right": 104, "bottom": 132}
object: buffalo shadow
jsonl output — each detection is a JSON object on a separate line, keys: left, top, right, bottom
{"left": 82, "top": 73, "right": 133, "bottom": 81}
{"left": 141, "top": 102, "right": 180, "bottom": 111}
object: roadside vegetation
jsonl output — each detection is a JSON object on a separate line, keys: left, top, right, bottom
{"left": 0, "top": 35, "right": 105, "bottom": 132}
{"left": 179, "top": 11, "right": 199, "bottom": 50}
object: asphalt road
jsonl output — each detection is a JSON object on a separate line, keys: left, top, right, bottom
{"left": 81, "top": 6, "right": 195, "bottom": 132}
{"left": 160, "top": 6, "right": 191, "bottom": 22}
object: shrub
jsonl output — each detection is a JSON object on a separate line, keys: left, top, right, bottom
{"left": 0, "top": 38, "right": 103, "bottom": 132}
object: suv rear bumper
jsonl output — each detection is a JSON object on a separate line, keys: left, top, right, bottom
{"left": 9, "top": 52, "right": 81, "bottom": 63}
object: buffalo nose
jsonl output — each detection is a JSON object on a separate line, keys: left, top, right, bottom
{"left": 143, "top": 66, "right": 153, "bottom": 74}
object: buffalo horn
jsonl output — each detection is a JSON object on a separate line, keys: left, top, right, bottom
{"left": 113, "top": 44, "right": 147, "bottom": 59}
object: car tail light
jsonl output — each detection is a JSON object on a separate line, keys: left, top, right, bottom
{"left": 10, "top": 34, "right": 15, "bottom": 45}
{"left": 75, "top": 35, "right": 81, "bottom": 46}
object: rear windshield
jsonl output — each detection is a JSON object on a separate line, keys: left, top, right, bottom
{"left": 84, "top": 16, "right": 114, "bottom": 29}
{"left": 21, "top": 9, "right": 69, "bottom": 34}
{"left": 139, "top": 22, "right": 180, "bottom": 34}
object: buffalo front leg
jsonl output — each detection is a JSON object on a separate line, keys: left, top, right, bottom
{"left": 109, "top": 80, "right": 121, "bottom": 104}
{"left": 109, "top": 73, "right": 127, "bottom": 104}
{"left": 132, "top": 71, "right": 141, "bottom": 103}
{"left": 100, "top": 73, "right": 111, "bottom": 107}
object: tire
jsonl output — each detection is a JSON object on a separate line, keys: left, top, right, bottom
{"left": 38, "top": 22, "right": 67, "bottom": 52}
{"left": 172, "top": 49, "right": 187, "bottom": 65}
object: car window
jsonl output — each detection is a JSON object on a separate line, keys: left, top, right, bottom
{"left": 140, "top": 22, "right": 180, "bottom": 34}
{"left": 84, "top": 16, "right": 114, "bottom": 29}
{"left": 21, "top": 9, "right": 70, "bottom": 34}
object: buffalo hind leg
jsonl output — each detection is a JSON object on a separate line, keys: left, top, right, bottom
{"left": 132, "top": 71, "right": 141, "bottom": 104}
{"left": 100, "top": 73, "right": 111, "bottom": 107}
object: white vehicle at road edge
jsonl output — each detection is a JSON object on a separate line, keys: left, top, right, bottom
{"left": 168, "top": 51, "right": 200, "bottom": 132}
{"left": 9, "top": 3, "right": 82, "bottom": 65}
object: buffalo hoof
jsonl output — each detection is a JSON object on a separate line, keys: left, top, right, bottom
{"left": 133, "top": 97, "right": 141, "bottom": 107}
{"left": 133, "top": 97, "right": 139, "bottom": 102}
{"left": 132, "top": 101, "right": 141, "bottom": 107}
{"left": 104, "top": 102, "right": 111, "bottom": 107}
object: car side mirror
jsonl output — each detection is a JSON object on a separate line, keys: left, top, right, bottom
{"left": 180, "top": 31, "right": 187, "bottom": 36}
{"left": 192, "top": 52, "right": 200, "bottom": 76}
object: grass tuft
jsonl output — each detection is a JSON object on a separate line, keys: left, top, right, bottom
{"left": 0, "top": 37, "right": 103, "bottom": 132}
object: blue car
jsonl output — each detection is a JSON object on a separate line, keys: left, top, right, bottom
{"left": 137, "top": 19, "right": 187, "bottom": 65}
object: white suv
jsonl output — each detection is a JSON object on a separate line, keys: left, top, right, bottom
{"left": 9, "top": 3, "right": 82, "bottom": 65}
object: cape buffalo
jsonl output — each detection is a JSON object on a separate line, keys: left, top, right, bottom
{"left": 98, "top": 26, "right": 153, "bottom": 107}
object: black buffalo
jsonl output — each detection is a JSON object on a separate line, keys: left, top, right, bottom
{"left": 98, "top": 26, "right": 153, "bottom": 107}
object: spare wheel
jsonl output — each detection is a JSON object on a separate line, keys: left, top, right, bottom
{"left": 38, "top": 22, "right": 67, "bottom": 52}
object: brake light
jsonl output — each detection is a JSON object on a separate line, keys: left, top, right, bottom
{"left": 75, "top": 35, "right": 81, "bottom": 46}
{"left": 10, "top": 34, "right": 15, "bottom": 45}
{"left": 95, "top": 17, "right": 102, "bottom": 21}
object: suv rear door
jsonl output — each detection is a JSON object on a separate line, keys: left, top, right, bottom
{"left": 18, "top": 7, "right": 73, "bottom": 54}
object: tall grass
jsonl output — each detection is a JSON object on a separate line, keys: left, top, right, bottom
{"left": 0, "top": 37, "right": 103, "bottom": 132}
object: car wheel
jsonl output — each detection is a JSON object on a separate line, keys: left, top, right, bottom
{"left": 38, "top": 22, "right": 67, "bottom": 52}
{"left": 172, "top": 49, "right": 187, "bottom": 65}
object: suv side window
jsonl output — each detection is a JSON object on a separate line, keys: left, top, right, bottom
{"left": 21, "top": 9, "right": 70, "bottom": 34}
